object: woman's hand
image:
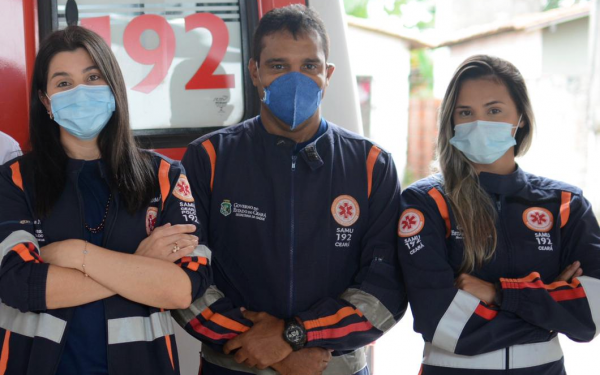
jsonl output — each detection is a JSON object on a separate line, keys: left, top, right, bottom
{"left": 41, "top": 239, "right": 84, "bottom": 269}
{"left": 555, "top": 261, "right": 583, "bottom": 282}
{"left": 135, "top": 223, "right": 198, "bottom": 262}
{"left": 455, "top": 273, "right": 496, "bottom": 305}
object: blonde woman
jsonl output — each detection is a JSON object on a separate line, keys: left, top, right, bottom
{"left": 399, "top": 55, "right": 600, "bottom": 375}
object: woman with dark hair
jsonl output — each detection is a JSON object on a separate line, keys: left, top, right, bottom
{"left": 0, "top": 26, "right": 211, "bottom": 375}
{"left": 399, "top": 55, "right": 600, "bottom": 374}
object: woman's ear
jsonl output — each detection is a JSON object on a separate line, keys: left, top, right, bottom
{"left": 39, "top": 90, "right": 53, "bottom": 118}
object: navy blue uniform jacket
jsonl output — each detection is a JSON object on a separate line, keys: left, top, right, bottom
{"left": 399, "top": 168, "right": 600, "bottom": 374}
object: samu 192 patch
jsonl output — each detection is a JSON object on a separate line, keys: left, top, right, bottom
{"left": 523, "top": 207, "right": 553, "bottom": 232}
{"left": 173, "top": 175, "right": 194, "bottom": 203}
{"left": 398, "top": 209, "right": 425, "bottom": 238}
{"left": 145, "top": 207, "right": 158, "bottom": 235}
{"left": 331, "top": 195, "right": 360, "bottom": 227}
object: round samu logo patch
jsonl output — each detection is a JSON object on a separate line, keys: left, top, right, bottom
{"left": 173, "top": 175, "right": 194, "bottom": 203}
{"left": 145, "top": 207, "right": 158, "bottom": 235}
{"left": 398, "top": 209, "right": 425, "bottom": 237}
{"left": 331, "top": 195, "right": 360, "bottom": 227}
{"left": 523, "top": 207, "right": 553, "bottom": 232}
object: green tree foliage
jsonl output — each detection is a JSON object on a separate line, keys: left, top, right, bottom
{"left": 344, "top": 0, "right": 370, "bottom": 18}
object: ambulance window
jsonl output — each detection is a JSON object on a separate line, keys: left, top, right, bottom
{"left": 49, "top": 0, "right": 257, "bottom": 146}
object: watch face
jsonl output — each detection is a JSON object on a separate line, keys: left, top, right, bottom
{"left": 286, "top": 325, "right": 304, "bottom": 344}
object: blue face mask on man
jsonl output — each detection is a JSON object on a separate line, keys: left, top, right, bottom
{"left": 49, "top": 85, "right": 116, "bottom": 140}
{"left": 258, "top": 68, "right": 323, "bottom": 130}
{"left": 449, "top": 115, "right": 522, "bottom": 164}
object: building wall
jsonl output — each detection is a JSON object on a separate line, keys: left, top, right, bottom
{"left": 542, "top": 17, "right": 589, "bottom": 76}
{"left": 435, "top": 0, "right": 541, "bottom": 34}
{"left": 347, "top": 26, "right": 411, "bottom": 177}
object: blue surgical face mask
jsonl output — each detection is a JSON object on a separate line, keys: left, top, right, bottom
{"left": 49, "top": 85, "right": 116, "bottom": 140}
{"left": 258, "top": 67, "right": 323, "bottom": 130}
{"left": 449, "top": 115, "right": 522, "bottom": 164}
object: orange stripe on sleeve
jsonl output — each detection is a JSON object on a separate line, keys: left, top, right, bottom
{"left": 201, "top": 140, "right": 216, "bottom": 192}
{"left": 211, "top": 313, "right": 250, "bottom": 333}
{"left": 474, "top": 304, "right": 498, "bottom": 320}
{"left": 158, "top": 160, "right": 171, "bottom": 210}
{"left": 550, "top": 288, "right": 586, "bottom": 302}
{"left": 427, "top": 188, "right": 451, "bottom": 238}
{"left": 560, "top": 191, "right": 572, "bottom": 229}
{"left": 366, "top": 146, "right": 381, "bottom": 199}
{"left": 10, "top": 162, "right": 23, "bottom": 191}
{"left": 0, "top": 331, "right": 10, "bottom": 375}
{"left": 198, "top": 307, "right": 249, "bottom": 333}
{"left": 12, "top": 244, "right": 35, "bottom": 262}
{"left": 187, "top": 262, "right": 200, "bottom": 272}
{"left": 501, "top": 272, "right": 582, "bottom": 291}
{"left": 201, "top": 308, "right": 214, "bottom": 321}
{"left": 304, "top": 306, "right": 364, "bottom": 330}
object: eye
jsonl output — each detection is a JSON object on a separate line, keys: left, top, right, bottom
{"left": 458, "top": 110, "right": 472, "bottom": 117}
{"left": 304, "top": 64, "right": 317, "bottom": 70}
{"left": 88, "top": 74, "right": 102, "bottom": 81}
{"left": 489, "top": 108, "right": 501, "bottom": 115}
{"left": 57, "top": 81, "right": 71, "bottom": 88}
{"left": 270, "top": 64, "right": 285, "bottom": 70}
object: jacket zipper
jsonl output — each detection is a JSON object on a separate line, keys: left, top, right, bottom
{"left": 289, "top": 155, "right": 297, "bottom": 317}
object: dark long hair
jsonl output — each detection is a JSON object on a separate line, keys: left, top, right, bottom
{"left": 437, "top": 55, "right": 535, "bottom": 273}
{"left": 30, "top": 26, "right": 155, "bottom": 216}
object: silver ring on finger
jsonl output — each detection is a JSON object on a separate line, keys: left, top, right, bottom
{"left": 172, "top": 242, "right": 180, "bottom": 253}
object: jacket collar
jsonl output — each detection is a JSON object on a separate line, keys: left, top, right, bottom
{"left": 254, "top": 116, "right": 333, "bottom": 171}
{"left": 478, "top": 165, "right": 527, "bottom": 195}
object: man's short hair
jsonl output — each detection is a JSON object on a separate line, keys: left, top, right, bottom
{"left": 252, "top": 4, "right": 330, "bottom": 65}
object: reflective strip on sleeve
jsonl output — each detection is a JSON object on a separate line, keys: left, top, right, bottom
{"left": 200, "top": 344, "right": 367, "bottom": 375}
{"left": 0, "top": 230, "right": 39, "bottom": 260}
{"left": 190, "top": 244, "right": 212, "bottom": 264}
{"left": 509, "top": 336, "right": 563, "bottom": 369}
{"left": 423, "top": 336, "right": 563, "bottom": 370}
{"left": 431, "top": 290, "right": 480, "bottom": 353}
{"left": 172, "top": 285, "right": 224, "bottom": 326}
{"left": 107, "top": 311, "right": 174, "bottom": 345}
{"left": 0, "top": 302, "right": 66, "bottom": 344}
{"left": 578, "top": 276, "right": 600, "bottom": 338}
{"left": 340, "top": 288, "right": 396, "bottom": 333}
{"left": 325, "top": 346, "right": 368, "bottom": 374}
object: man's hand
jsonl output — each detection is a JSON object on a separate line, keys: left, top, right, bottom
{"left": 271, "top": 348, "right": 332, "bottom": 375}
{"left": 455, "top": 274, "right": 496, "bottom": 305}
{"left": 223, "top": 311, "right": 292, "bottom": 369}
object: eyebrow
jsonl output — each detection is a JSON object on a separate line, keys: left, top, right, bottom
{"left": 50, "top": 65, "right": 99, "bottom": 80}
{"left": 83, "top": 65, "right": 100, "bottom": 73}
{"left": 484, "top": 100, "right": 504, "bottom": 106}
{"left": 304, "top": 58, "right": 322, "bottom": 64}
{"left": 455, "top": 100, "right": 505, "bottom": 109}
{"left": 264, "top": 58, "right": 288, "bottom": 64}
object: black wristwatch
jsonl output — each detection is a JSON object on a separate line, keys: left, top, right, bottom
{"left": 283, "top": 318, "right": 307, "bottom": 351}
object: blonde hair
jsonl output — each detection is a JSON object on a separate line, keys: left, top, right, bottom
{"left": 437, "top": 55, "right": 535, "bottom": 273}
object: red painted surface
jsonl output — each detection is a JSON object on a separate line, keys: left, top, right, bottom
{"left": 257, "top": 0, "right": 307, "bottom": 18}
{"left": 0, "top": 0, "right": 38, "bottom": 151}
{"left": 156, "top": 147, "right": 186, "bottom": 161}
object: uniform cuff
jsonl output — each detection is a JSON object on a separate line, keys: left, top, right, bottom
{"left": 500, "top": 281, "right": 519, "bottom": 313}
{"left": 28, "top": 263, "right": 49, "bottom": 312}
